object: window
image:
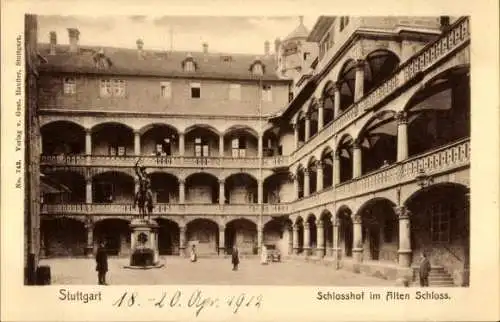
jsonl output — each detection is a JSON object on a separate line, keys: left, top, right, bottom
{"left": 94, "top": 182, "right": 114, "bottom": 203}
{"left": 429, "top": 203, "right": 451, "bottom": 243}
{"left": 100, "top": 79, "right": 125, "bottom": 97}
{"left": 184, "top": 60, "right": 195, "bottom": 72}
{"left": 190, "top": 82, "right": 201, "bottom": 99}
{"left": 340, "top": 16, "right": 349, "bottom": 31}
{"left": 262, "top": 84, "right": 272, "bottom": 102}
{"left": 303, "top": 52, "right": 310, "bottom": 61}
{"left": 160, "top": 82, "right": 171, "bottom": 99}
{"left": 231, "top": 137, "right": 246, "bottom": 158}
{"left": 253, "top": 63, "right": 264, "bottom": 76}
{"left": 194, "top": 137, "right": 209, "bottom": 157}
{"left": 229, "top": 84, "right": 241, "bottom": 101}
{"left": 63, "top": 77, "right": 76, "bottom": 95}
{"left": 155, "top": 138, "right": 171, "bottom": 156}
{"left": 109, "top": 145, "right": 126, "bottom": 156}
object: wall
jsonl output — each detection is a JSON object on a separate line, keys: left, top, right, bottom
{"left": 187, "top": 221, "right": 218, "bottom": 256}
{"left": 38, "top": 74, "right": 290, "bottom": 116}
{"left": 186, "top": 186, "right": 213, "bottom": 203}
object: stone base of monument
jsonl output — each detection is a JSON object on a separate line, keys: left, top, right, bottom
{"left": 123, "top": 218, "right": 164, "bottom": 270}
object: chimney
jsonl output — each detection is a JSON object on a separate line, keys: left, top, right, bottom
{"left": 202, "top": 42, "right": 208, "bottom": 54}
{"left": 274, "top": 38, "right": 281, "bottom": 54}
{"left": 67, "top": 28, "right": 80, "bottom": 53}
{"left": 49, "top": 31, "right": 57, "bottom": 55}
{"left": 264, "top": 40, "right": 270, "bottom": 56}
{"left": 136, "top": 38, "right": 144, "bottom": 59}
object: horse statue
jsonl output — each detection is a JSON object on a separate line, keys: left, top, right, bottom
{"left": 133, "top": 158, "right": 154, "bottom": 220}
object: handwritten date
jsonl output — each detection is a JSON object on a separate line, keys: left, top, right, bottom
{"left": 113, "top": 290, "right": 262, "bottom": 317}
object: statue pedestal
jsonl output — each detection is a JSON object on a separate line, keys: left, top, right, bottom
{"left": 124, "top": 218, "right": 164, "bottom": 269}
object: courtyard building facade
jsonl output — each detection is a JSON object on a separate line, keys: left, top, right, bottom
{"left": 38, "top": 16, "right": 470, "bottom": 286}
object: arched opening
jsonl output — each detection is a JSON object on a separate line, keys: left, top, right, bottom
{"left": 185, "top": 172, "right": 219, "bottom": 204}
{"left": 41, "top": 121, "right": 86, "bottom": 155}
{"left": 155, "top": 218, "right": 180, "bottom": 255}
{"left": 307, "top": 157, "right": 318, "bottom": 194}
{"left": 358, "top": 198, "right": 398, "bottom": 262}
{"left": 225, "top": 218, "right": 257, "bottom": 255}
{"left": 358, "top": 111, "right": 398, "bottom": 174}
{"left": 405, "top": 183, "right": 469, "bottom": 286}
{"left": 296, "top": 166, "right": 305, "bottom": 199}
{"left": 296, "top": 111, "right": 306, "bottom": 147}
{"left": 224, "top": 173, "right": 258, "bottom": 204}
{"left": 140, "top": 124, "right": 179, "bottom": 156}
{"left": 320, "top": 210, "right": 333, "bottom": 257}
{"left": 262, "top": 128, "right": 281, "bottom": 157}
{"left": 336, "top": 135, "right": 354, "bottom": 183}
{"left": 42, "top": 171, "right": 85, "bottom": 203}
{"left": 263, "top": 172, "right": 290, "bottom": 204}
{"left": 295, "top": 217, "right": 304, "bottom": 254}
{"left": 321, "top": 81, "right": 336, "bottom": 125}
{"left": 337, "top": 206, "right": 353, "bottom": 257}
{"left": 186, "top": 218, "right": 219, "bottom": 256}
{"left": 94, "top": 218, "right": 130, "bottom": 256}
{"left": 185, "top": 125, "right": 219, "bottom": 157}
{"left": 406, "top": 66, "right": 470, "bottom": 157}
{"left": 41, "top": 218, "right": 86, "bottom": 257}
{"left": 321, "top": 147, "right": 334, "bottom": 188}
{"left": 224, "top": 126, "right": 258, "bottom": 158}
{"left": 308, "top": 99, "right": 319, "bottom": 138}
{"left": 92, "top": 171, "right": 135, "bottom": 203}
{"left": 363, "top": 50, "right": 400, "bottom": 94}
{"left": 91, "top": 122, "right": 134, "bottom": 156}
{"left": 150, "top": 172, "right": 179, "bottom": 203}
{"left": 263, "top": 217, "right": 290, "bottom": 255}
{"left": 337, "top": 59, "right": 356, "bottom": 112}
{"left": 307, "top": 214, "right": 317, "bottom": 253}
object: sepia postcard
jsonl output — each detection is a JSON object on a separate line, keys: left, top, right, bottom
{"left": 1, "top": 0, "right": 499, "bottom": 321}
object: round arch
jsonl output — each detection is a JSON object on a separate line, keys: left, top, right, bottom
{"left": 225, "top": 218, "right": 258, "bottom": 255}
{"left": 321, "top": 80, "right": 336, "bottom": 125}
{"left": 149, "top": 172, "right": 180, "bottom": 204}
{"left": 185, "top": 172, "right": 219, "bottom": 204}
{"left": 336, "top": 205, "right": 353, "bottom": 258}
{"left": 336, "top": 134, "right": 354, "bottom": 183}
{"left": 42, "top": 170, "right": 86, "bottom": 203}
{"left": 93, "top": 218, "right": 131, "bottom": 256}
{"left": 223, "top": 125, "right": 259, "bottom": 138}
{"left": 337, "top": 59, "right": 357, "bottom": 112}
{"left": 138, "top": 122, "right": 180, "bottom": 135}
{"left": 186, "top": 218, "right": 220, "bottom": 256}
{"left": 184, "top": 124, "right": 220, "bottom": 136}
{"left": 91, "top": 122, "right": 135, "bottom": 156}
{"left": 91, "top": 171, "right": 135, "bottom": 204}
{"left": 41, "top": 121, "right": 86, "bottom": 155}
{"left": 363, "top": 49, "right": 400, "bottom": 94}
{"left": 41, "top": 217, "right": 86, "bottom": 257}
{"left": 90, "top": 121, "right": 135, "bottom": 133}
{"left": 155, "top": 218, "right": 180, "bottom": 255}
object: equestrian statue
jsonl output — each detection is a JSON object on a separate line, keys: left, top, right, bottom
{"left": 133, "top": 158, "right": 154, "bottom": 219}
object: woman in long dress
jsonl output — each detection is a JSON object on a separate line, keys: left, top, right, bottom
{"left": 190, "top": 244, "right": 197, "bottom": 262}
{"left": 260, "top": 245, "right": 268, "bottom": 265}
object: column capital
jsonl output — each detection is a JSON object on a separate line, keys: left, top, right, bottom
{"left": 316, "top": 219, "right": 324, "bottom": 228}
{"left": 178, "top": 179, "right": 185, "bottom": 185}
{"left": 179, "top": 225, "right": 186, "bottom": 232}
{"left": 351, "top": 213, "right": 362, "bottom": 224}
{"left": 85, "top": 216, "right": 94, "bottom": 229}
{"left": 218, "top": 179, "right": 225, "bottom": 185}
{"left": 396, "top": 111, "right": 408, "bottom": 125}
{"left": 394, "top": 206, "right": 411, "bottom": 219}
{"left": 85, "top": 177, "right": 92, "bottom": 184}
{"left": 85, "top": 128, "right": 92, "bottom": 135}
{"left": 352, "top": 139, "right": 362, "bottom": 150}
{"left": 303, "top": 222, "right": 310, "bottom": 229}
{"left": 303, "top": 169, "right": 310, "bottom": 176}
{"left": 133, "top": 130, "right": 141, "bottom": 135}
{"left": 333, "top": 81, "right": 342, "bottom": 92}
{"left": 354, "top": 59, "right": 366, "bottom": 69}
{"left": 178, "top": 131, "right": 185, "bottom": 137}
{"left": 218, "top": 224, "right": 226, "bottom": 230}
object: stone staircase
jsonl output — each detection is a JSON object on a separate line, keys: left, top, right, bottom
{"left": 427, "top": 266, "right": 455, "bottom": 286}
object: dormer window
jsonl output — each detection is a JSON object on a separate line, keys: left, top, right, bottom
{"left": 63, "top": 77, "right": 76, "bottom": 95}
{"left": 250, "top": 60, "right": 265, "bottom": 76}
{"left": 182, "top": 56, "right": 197, "bottom": 72}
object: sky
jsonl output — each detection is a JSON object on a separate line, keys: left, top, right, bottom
{"left": 37, "top": 15, "right": 318, "bottom": 55}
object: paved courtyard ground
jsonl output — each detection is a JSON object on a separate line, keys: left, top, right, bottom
{"left": 40, "top": 256, "right": 394, "bottom": 286}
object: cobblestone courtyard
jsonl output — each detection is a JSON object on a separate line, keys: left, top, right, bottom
{"left": 40, "top": 256, "right": 394, "bottom": 285}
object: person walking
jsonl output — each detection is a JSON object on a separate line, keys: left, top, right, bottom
{"left": 260, "top": 245, "right": 268, "bottom": 265}
{"left": 231, "top": 245, "right": 240, "bottom": 271}
{"left": 190, "top": 244, "right": 198, "bottom": 263}
{"left": 419, "top": 252, "right": 431, "bottom": 287}
{"left": 95, "top": 242, "right": 109, "bottom": 285}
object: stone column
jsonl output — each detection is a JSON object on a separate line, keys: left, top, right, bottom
{"left": 303, "top": 223, "right": 311, "bottom": 256}
{"left": 334, "top": 151, "right": 341, "bottom": 185}
{"left": 179, "top": 132, "right": 185, "bottom": 156}
{"left": 352, "top": 214, "right": 363, "bottom": 263}
{"left": 316, "top": 161, "right": 324, "bottom": 191}
{"left": 354, "top": 59, "right": 365, "bottom": 102}
{"left": 333, "top": 82, "right": 341, "bottom": 118}
{"left": 218, "top": 224, "right": 225, "bottom": 255}
{"left": 396, "top": 111, "right": 409, "bottom": 162}
{"left": 293, "top": 123, "right": 299, "bottom": 149}
{"left": 134, "top": 131, "right": 141, "bottom": 156}
{"left": 316, "top": 220, "right": 324, "bottom": 257}
{"left": 219, "top": 180, "right": 225, "bottom": 205}
{"left": 85, "top": 178, "right": 93, "bottom": 204}
{"left": 85, "top": 129, "right": 92, "bottom": 155}
{"left": 304, "top": 116, "right": 311, "bottom": 141}
{"left": 85, "top": 221, "right": 94, "bottom": 256}
{"left": 219, "top": 135, "right": 224, "bottom": 157}
{"left": 257, "top": 223, "right": 263, "bottom": 253}
{"left": 293, "top": 176, "right": 299, "bottom": 199}
{"left": 353, "top": 140, "right": 362, "bottom": 178}
{"left": 179, "top": 179, "right": 185, "bottom": 204}
{"left": 333, "top": 218, "right": 340, "bottom": 261}
{"left": 395, "top": 206, "right": 412, "bottom": 267}
{"left": 258, "top": 135, "right": 263, "bottom": 158}
{"left": 292, "top": 225, "right": 299, "bottom": 254}
{"left": 304, "top": 170, "right": 310, "bottom": 197}
{"left": 179, "top": 225, "right": 187, "bottom": 256}
{"left": 318, "top": 104, "right": 324, "bottom": 130}
{"left": 258, "top": 179, "right": 263, "bottom": 204}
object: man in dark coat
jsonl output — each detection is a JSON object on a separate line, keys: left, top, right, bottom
{"left": 231, "top": 245, "right": 240, "bottom": 271}
{"left": 419, "top": 252, "right": 431, "bottom": 287}
{"left": 95, "top": 242, "right": 108, "bottom": 285}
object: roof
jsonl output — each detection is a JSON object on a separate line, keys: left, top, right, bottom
{"left": 307, "top": 16, "right": 336, "bottom": 42}
{"left": 37, "top": 44, "right": 290, "bottom": 82}
{"left": 284, "top": 20, "right": 310, "bottom": 41}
